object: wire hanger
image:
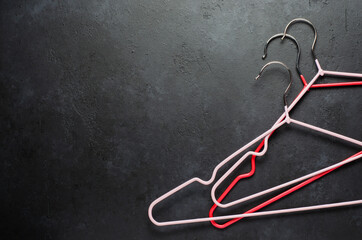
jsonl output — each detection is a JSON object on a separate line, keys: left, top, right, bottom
{"left": 210, "top": 30, "right": 362, "bottom": 228}
{"left": 148, "top": 61, "right": 362, "bottom": 226}
{"left": 210, "top": 61, "right": 362, "bottom": 209}
{"left": 281, "top": 18, "right": 362, "bottom": 88}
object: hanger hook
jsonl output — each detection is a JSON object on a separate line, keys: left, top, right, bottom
{"left": 262, "top": 33, "right": 302, "bottom": 77}
{"left": 255, "top": 61, "right": 293, "bottom": 107}
{"left": 281, "top": 18, "right": 318, "bottom": 60}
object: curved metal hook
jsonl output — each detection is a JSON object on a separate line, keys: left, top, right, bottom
{"left": 262, "top": 33, "right": 302, "bottom": 77}
{"left": 281, "top": 18, "right": 318, "bottom": 59}
{"left": 255, "top": 61, "right": 293, "bottom": 107}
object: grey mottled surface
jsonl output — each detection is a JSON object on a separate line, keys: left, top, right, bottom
{"left": 1, "top": 0, "right": 361, "bottom": 239}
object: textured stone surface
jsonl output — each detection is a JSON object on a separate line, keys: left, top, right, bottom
{"left": 1, "top": 0, "right": 361, "bottom": 239}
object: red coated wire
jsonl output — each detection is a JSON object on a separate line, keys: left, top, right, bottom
{"left": 209, "top": 79, "right": 361, "bottom": 228}
{"left": 311, "top": 82, "right": 362, "bottom": 88}
{"left": 300, "top": 75, "right": 308, "bottom": 86}
{"left": 300, "top": 75, "right": 362, "bottom": 89}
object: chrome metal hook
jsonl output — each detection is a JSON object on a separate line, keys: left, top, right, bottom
{"left": 281, "top": 18, "right": 318, "bottom": 60}
{"left": 262, "top": 33, "right": 302, "bottom": 77}
{"left": 255, "top": 61, "right": 293, "bottom": 107}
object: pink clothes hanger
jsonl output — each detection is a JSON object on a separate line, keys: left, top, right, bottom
{"left": 148, "top": 61, "right": 362, "bottom": 226}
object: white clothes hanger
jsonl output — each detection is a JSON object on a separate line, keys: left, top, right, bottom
{"left": 148, "top": 61, "right": 362, "bottom": 226}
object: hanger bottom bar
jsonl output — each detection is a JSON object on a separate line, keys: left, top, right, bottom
{"left": 159, "top": 200, "right": 362, "bottom": 226}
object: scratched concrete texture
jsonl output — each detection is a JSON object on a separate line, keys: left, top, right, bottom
{"left": 1, "top": 0, "right": 361, "bottom": 239}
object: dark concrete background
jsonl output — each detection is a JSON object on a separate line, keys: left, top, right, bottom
{"left": 1, "top": 0, "right": 361, "bottom": 239}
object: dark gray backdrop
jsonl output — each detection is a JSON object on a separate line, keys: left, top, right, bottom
{"left": 1, "top": 0, "right": 361, "bottom": 239}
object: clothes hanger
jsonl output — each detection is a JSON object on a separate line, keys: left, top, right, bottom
{"left": 209, "top": 30, "right": 362, "bottom": 228}
{"left": 210, "top": 61, "right": 362, "bottom": 209}
{"left": 148, "top": 61, "right": 362, "bottom": 226}
{"left": 149, "top": 19, "right": 362, "bottom": 227}
{"left": 281, "top": 18, "right": 362, "bottom": 88}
